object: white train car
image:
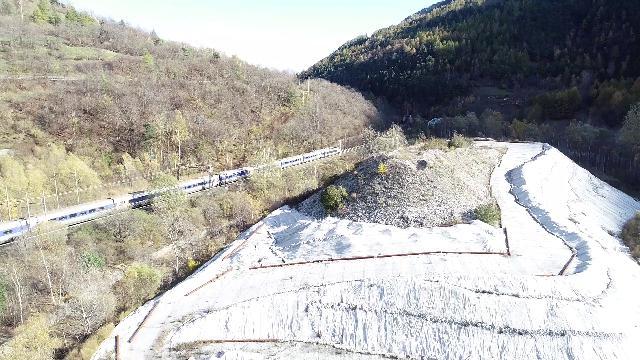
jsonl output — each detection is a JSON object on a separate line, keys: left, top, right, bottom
{"left": 320, "top": 147, "right": 341, "bottom": 158}
{"left": 0, "top": 219, "right": 29, "bottom": 244}
{"left": 179, "top": 177, "right": 208, "bottom": 194}
{"left": 178, "top": 174, "right": 220, "bottom": 194}
{"left": 279, "top": 154, "right": 304, "bottom": 169}
{"left": 112, "top": 193, "right": 134, "bottom": 208}
{"left": 302, "top": 149, "right": 323, "bottom": 163}
{"left": 42, "top": 198, "right": 116, "bottom": 225}
{"left": 219, "top": 168, "right": 251, "bottom": 184}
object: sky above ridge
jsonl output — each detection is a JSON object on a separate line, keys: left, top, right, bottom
{"left": 66, "top": 0, "right": 436, "bottom": 72}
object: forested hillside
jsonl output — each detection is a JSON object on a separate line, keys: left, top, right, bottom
{"left": 0, "top": 1, "right": 383, "bottom": 358}
{"left": 302, "top": 0, "right": 640, "bottom": 190}
{"left": 0, "top": 0, "right": 383, "bottom": 219}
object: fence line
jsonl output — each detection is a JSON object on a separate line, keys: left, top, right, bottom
{"left": 249, "top": 250, "right": 508, "bottom": 270}
{"left": 183, "top": 268, "right": 232, "bottom": 297}
{"left": 128, "top": 300, "right": 160, "bottom": 343}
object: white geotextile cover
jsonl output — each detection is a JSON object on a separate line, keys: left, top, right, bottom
{"left": 93, "top": 142, "right": 640, "bottom": 360}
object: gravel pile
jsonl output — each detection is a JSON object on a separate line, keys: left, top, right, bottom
{"left": 297, "top": 145, "right": 502, "bottom": 228}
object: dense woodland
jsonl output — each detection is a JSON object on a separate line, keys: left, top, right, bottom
{"left": 0, "top": 1, "right": 383, "bottom": 358}
{"left": 302, "top": 0, "right": 640, "bottom": 191}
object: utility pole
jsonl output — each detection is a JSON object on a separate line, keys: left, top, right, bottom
{"left": 25, "top": 193, "right": 31, "bottom": 224}
{"left": 41, "top": 191, "right": 47, "bottom": 216}
{"left": 301, "top": 80, "right": 310, "bottom": 105}
{"left": 5, "top": 185, "right": 10, "bottom": 221}
{"left": 177, "top": 135, "right": 182, "bottom": 180}
{"left": 54, "top": 176, "right": 60, "bottom": 209}
{"left": 18, "top": 0, "right": 24, "bottom": 23}
{"left": 74, "top": 170, "right": 80, "bottom": 204}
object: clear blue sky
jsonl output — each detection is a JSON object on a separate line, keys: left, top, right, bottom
{"left": 65, "top": 0, "right": 436, "bottom": 72}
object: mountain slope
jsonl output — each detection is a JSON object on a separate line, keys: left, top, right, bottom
{"left": 0, "top": 1, "right": 382, "bottom": 357}
{"left": 303, "top": 0, "right": 640, "bottom": 121}
{"left": 301, "top": 0, "right": 640, "bottom": 190}
{"left": 0, "top": 0, "right": 383, "bottom": 218}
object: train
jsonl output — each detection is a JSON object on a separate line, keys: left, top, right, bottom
{"left": 0, "top": 147, "right": 342, "bottom": 244}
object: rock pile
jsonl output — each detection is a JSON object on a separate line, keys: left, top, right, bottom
{"left": 298, "top": 145, "right": 502, "bottom": 228}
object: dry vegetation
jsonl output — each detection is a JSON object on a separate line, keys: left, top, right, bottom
{"left": 299, "top": 133, "right": 502, "bottom": 228}
{"left": 621, "top": 212, "right": 640, "bottom": 259}
{"left": 0, "top": 1, "right": 383, "bottom": 358}
{"left": 0, "top": 153, "right": 361, "bottom": 359}
{"left": 0, "top": 0, "right": 386, "bottom": 220}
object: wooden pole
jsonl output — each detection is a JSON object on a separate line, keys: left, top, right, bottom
{"left": 41, "top": 190, "right": 47, "bottom": 216}
{"left": 5, "top": 185, "right": 10, "bottom": 221}
{"left": 54, "top": 177, "right": 60, "bottom": 209}
{"left": 115, "top": 335, "right": 121, "bottom": 360}
{"left": 74, "top": 170, "right": 80, "bottom": 204}
{"left": 19, "top": 0, "right": 24, "bottom": 23}
{"left": 25, "top": 193, "right": 31, "bottom": 223}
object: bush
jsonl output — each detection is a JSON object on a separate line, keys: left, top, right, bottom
{"left": 511, "top": 119, "right": 540, "bottom": 141}
{"left": 64, "top": 322, "right": 114, "bottom": 360}
{"left": 377, "top": 162, "right": 388, "bottom": 175}
{"left": 363, "top": 125, "right": 408, "bottom": 153}
{"left": 80, "top": 251, "right": 105, "bottom": 270}
{"left": 474, "top": 203, "right": 500, "bottom": 227}
{"left": 0, "top": 314, "right": 61, "bottom": 360}
{"left": 187, "top": 258, "right": 200, "bottom": 272}
{"left": 620, "top": 103, "right": 640, "bottom": 151}
{"left": 117, "top": 263, "right": 162, "bottom": 308}
{"left": 448, "top": 133, "right": 471, "bottom": 148}
{"left": 621, "top": 212, "right": 640, "bottom": 258}
{"left": 321, "top": 185, "right": 349, "bottom": 213}
{"left": 419, "top": 137, "right": 449, "bottom": 151}
{"left": 219, "top": 191, "right": 258, "bottom": 227}
{"left": 480, "top": 109, "right": 505, "bottom": 139}
{"left": 534, "top": 87, "right": 582, "bottom": 120}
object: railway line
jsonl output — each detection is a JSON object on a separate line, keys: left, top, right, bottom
{"left": 0, "top": 146, "right": 346, "bottom": 244}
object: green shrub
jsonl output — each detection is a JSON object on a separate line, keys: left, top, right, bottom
{"left": 118, "top": 263, "right": 162, "bottom": 308}
{"left": 187, "top": 258, "right": 200, "bottom": 272}
{"left": 65, "top": 8, "right": 96, "bottom": 26}
{"left": 474, "top": 203, "right": 500, "bottom": 227}
{"left": 448, "top": 133, "right": 471, "bottom": 148}
{"left": 0, "top": 314, "right": 61, "bottom": 360}
{"left": 321, "top": 185, "right": 349, "bottom": 213}
{"left": 377, "top": 162, "right": 388, "bottom": 175}
{"left": 64, "top": 322, "right": 114, "bottom": 360}
{"left": 80, "top": 251, "right": 106, "bottom": 269}
{"left": 420, "top": 137, "right": 449, "bottom": 151}
{"left": 621, "top": 212, "right": 640, "bottom": 258}
{"left": 31, "top": 0, "right": 61, "bottom": 25}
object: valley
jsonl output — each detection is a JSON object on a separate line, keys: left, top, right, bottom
{"left": 1, "top": 1, "right": 639, "bottom": 359}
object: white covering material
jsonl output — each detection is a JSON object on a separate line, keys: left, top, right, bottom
{"left": 93, "top": 142, "right": 640, "bottom": 360}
